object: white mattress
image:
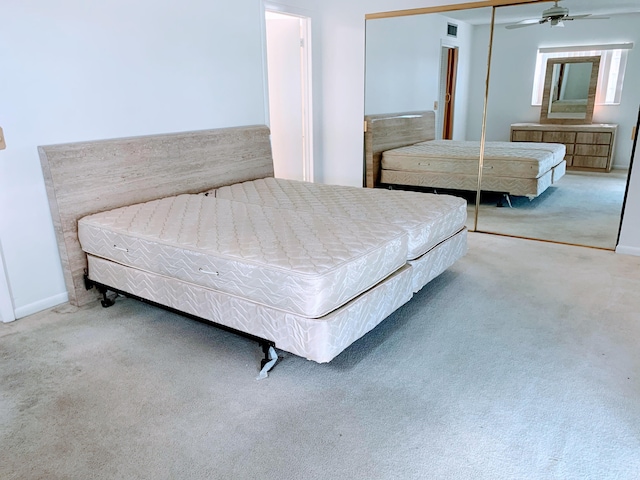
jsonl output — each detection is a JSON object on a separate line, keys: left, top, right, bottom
{"left": 213, "top": 178, "right": 467, "bottom": 260}
{"left": 382, "top": 140, "right": 565, "bottom": 179}
{"left": 78, "top": 194, "right": 408, "bottom": 319}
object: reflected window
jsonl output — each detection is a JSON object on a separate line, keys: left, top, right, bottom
{"left": 531, "top": 43, "right": 632, "bottom": 106}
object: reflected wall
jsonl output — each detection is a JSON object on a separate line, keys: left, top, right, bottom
{"left": 365, "top": 6, "right": 494, "bottom": 229}
{"left": 365, "top": 11, "right": 484, "bottom": 141}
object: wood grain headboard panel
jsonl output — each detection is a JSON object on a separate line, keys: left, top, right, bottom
{"left": 364, "top": 111, "right": 436, "bottom": 188}
{"left": 39, "top": 125, "right": 274, "bottom": 307}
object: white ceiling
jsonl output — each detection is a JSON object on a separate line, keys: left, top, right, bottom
{"left": 446, "top": 0, "right": 640, "bottom": 25}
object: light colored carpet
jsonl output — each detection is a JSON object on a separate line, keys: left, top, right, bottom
{"left": 467, "top": 170, "right": 627, "bottom": 249}
{"left": 2, "top": 233, "right": 639, "bottom": 479}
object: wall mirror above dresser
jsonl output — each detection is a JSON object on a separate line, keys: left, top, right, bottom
{"left": 364, "top": 0, "right": 639, "bottom": 251}
{"left": 540, "top": 55, "right": 600, "bottom": 124}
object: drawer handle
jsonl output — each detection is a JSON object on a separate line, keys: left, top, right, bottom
{"left": 113, "top": 245, "right": 129, "bottom": 253}
{"left": 199, "top": 268, "right": 219, "bottom": 276}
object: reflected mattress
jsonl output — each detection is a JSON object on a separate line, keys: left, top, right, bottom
{"left": 382, "top": 140, "right": 565, "bottom": 179}
{"left": 78, "top": 194, "right": 407, "bottom": 318}
{"left": 214, "top": 178, "right": 466, "bottom": 260}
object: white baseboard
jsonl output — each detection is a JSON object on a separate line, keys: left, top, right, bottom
{"left": 14, "top": 292, "right": 69, "bottom": 320}
{"left": 615, "top": 245, "right": 640, "bottom": 256}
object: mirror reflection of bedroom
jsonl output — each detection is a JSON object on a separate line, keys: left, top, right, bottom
{"left": 364, "top": 0, "right": 639, "bottom": 251}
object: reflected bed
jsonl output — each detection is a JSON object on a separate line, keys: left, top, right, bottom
{"left": 364, "top": 110, "right": 566, "bottom": 199}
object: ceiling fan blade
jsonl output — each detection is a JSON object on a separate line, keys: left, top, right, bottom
{"left": 564, "top": 14, "right": 591, "bottom": 20}
{"left": 505, "top": 18, "right": 545, "bottom": 30}
{"left": 565, "top": 15, "right": 610, "bottom": 21}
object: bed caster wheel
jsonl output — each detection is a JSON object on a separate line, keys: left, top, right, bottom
{"left": 101, "top": 297, "right": 115, "bottom": 308}
{"left": 98, "top": 288, "right": 116, "bottom": 308}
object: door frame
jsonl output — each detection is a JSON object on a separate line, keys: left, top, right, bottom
{"left": 0, "top": 239, "right": 15, "bottom": 323}
{"left": 262, "top": 1, "right": 314, "bottom": 182}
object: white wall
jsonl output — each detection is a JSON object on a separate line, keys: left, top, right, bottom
{"left": 0, "top": 0, "right": 267, "bottom": 317}
{"left": 618, "top": 139, "right": 640, "bottom": 256}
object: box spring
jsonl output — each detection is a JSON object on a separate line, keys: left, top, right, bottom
{"left": 380, "top": 169, "right": 554, "bottom": 199}
{"left": 87, "top": 255, "right": 414, "bottom": 363}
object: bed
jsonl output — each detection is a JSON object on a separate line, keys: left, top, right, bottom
{"left": 38, "top": 125, "right": 467, "bottom": 369}
{"left": 364, "top": 111, "right": 567, "bottom": 200}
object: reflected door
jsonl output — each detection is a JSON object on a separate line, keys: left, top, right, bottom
{"left": 442, "top": 46, "right": 458, "bottom": 139}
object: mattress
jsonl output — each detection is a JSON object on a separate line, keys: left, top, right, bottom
{"left": 382, "top": 140, "right": 565, "bottom": 179}
{"left": 78, "top": 194, "right": 408, "bottom": 319}
{"left": 213, "top": 178, "right": 467, "bottom": 260}
{"left": 86, "top": 255, "right": 415, "bottom": 363}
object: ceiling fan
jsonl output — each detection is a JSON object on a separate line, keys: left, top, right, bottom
{"left": 505, "top": 1, "right": 610, "bottom": 29}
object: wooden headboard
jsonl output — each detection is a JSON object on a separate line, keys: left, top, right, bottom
{"left": 364, "top": 111, "right": 436, "bottom": 188}
{"left": 39, "top": 125, "right": 274, "bottom": 307}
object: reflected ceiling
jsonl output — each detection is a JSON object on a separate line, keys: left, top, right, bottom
{"left": 446, "top": 0, "right": 640, "bottom": 25}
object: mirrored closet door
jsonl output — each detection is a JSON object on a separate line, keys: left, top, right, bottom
{"left": 364, "top": 0, "right": 637, "bottom": 251}
{"left": 475, "top": 1, "right": 638, "bottom": 250}
{"left": 364, "top": 4, "right": 495, "bottom": 232}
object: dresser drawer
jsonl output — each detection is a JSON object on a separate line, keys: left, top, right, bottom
{"left": 543, "top": 131, "right": 576, "bottom": 144}
{"left": 512, "top": 130, "right": 542, "bottom": 142}
{"left": 575, "top": 144, "right": 610, "bottom": 156}
{"left": 572, "top": 156, "right": 608, "bottom": 169}
{"left": 576, "top": 132, "right": 612, "bottom": 145}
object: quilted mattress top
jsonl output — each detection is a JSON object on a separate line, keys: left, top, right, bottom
{"left": 382, "top": 140, "right": 565, "bottom": 179}
{"left": 79, "top": 194, "right": 407, "bottom": 318}
{"left": 214, "top": 178, "right": 467, "bottom": 260}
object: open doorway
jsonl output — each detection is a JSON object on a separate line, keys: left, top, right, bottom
{"left": 264, "top": 9, "right": 313, "bottom": 182}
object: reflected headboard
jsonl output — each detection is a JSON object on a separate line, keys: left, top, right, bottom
{"left": 363, "top": 111, "right": 436, "bottom": 188}
{"left": 39, "top": 125, "right": 274, "bottom": 307}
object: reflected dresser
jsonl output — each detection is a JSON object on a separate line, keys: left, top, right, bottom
{"left": 510, "top": 123, "right": 617, "bottom": 173}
